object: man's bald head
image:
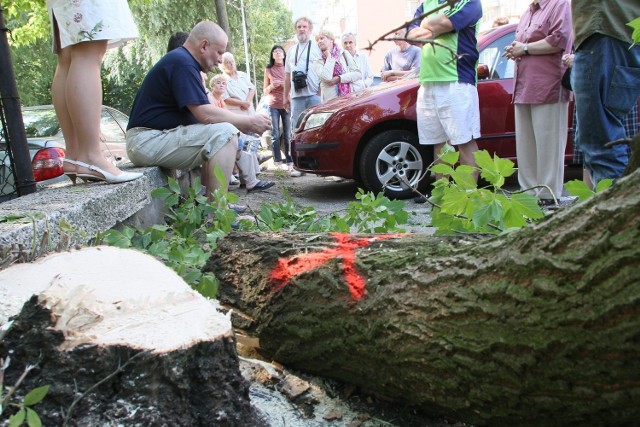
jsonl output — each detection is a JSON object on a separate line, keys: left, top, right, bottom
{"left": 187, "top": 21, "right": 227, "bottom": 47}
{"left": 184, "top": 21, "right": 229, "bottom": 73}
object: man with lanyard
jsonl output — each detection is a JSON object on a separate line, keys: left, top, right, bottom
{"left": 284, "top": 17, "right": 322, "bottom": 130}
{"left": 408, "top": 0, "right": 483, "bottom": 184}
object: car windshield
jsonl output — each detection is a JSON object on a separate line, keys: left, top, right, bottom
{"left": 22, "top": 109, "right": 60, "bottom": 138}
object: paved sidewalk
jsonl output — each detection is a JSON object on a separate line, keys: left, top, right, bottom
{"left": 230, "top": 168, "right": 435, "bottom": 234}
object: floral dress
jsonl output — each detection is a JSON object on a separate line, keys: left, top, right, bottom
{"left": 47, "top": 0, "right": 139, "bottom": 51}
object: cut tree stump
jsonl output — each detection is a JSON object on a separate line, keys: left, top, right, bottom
{"left": 207, "top": 168, "right": 640, "bottom": 426}
{"left": 0, "top": 246, "right": 266, "bottom": 426}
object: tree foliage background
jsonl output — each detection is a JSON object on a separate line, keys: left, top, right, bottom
{"left": 4, "top": 0, "right": 292, "bottom": 113}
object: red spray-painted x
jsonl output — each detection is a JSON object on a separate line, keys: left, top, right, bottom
{"left": 269, "top": 233, "right": 402, "bottom": 300}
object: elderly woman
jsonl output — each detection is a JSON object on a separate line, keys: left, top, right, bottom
{"left": 209, "top": 74, "right": 275, "bottom": 193}
{"left": 220, "top": 52, "right": 255, "bottom": 113}
{"left": 503, "top": 0, "right": 573, "bottom": 207}
{"left": 312, "top": 30, "right": 361, "bottom": 102}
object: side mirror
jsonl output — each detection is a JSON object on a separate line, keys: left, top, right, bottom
{"left": 477, "top": 64, "right": 490, "bottom": 80}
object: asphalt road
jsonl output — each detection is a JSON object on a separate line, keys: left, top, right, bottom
{"left": 231, "top": 162, "right": 583, "bottom": 234}
{"left": 232, "top": 167, "right": 435, "bottom": 233}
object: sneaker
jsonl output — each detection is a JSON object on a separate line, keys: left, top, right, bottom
{"left": 290, "top": 169, "right": 302, "bottom": 177}
{"left": 325, "top": 176, "right": 344, "bottom": 182}
{"left": 280, "top": 163, "right": 290, "bottom": 171}
{"left": 229, "top": 175, "right": 240, "bottom": 186}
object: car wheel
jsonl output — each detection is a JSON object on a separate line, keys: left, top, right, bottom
{"left": 359, "top": 130, "right": 432, "bottom": 199}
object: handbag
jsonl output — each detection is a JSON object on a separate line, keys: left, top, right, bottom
{"left": 561, "top": 67, "right": 572, "bottom": 91}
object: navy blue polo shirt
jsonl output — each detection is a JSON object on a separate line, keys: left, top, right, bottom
{"left": 127, "top": 47, "right": 209, "bottom": 130}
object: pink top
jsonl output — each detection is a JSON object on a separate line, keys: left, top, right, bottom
{"left": 212, "top": 97, "right": 225, "bottom": 109}
{"left": 513, "top": 0, "right": 573, "bottom": 104}
{"left": 265, "top": 64, "right": 286, "bottom": 109}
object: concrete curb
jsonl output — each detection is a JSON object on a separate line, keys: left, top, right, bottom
{"left": 0, "top": 167, "right": 170, "bottom": 259}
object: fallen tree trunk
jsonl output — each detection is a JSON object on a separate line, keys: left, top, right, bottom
{"left": 0, "top": 247, "right": 266, "bottom": 426}
{"left": 208, "top": 168, "right": 640, "bottom": 426}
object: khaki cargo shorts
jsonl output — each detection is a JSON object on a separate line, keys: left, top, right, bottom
{"left": 126, "top": 123, "right": 238, "bottom": 170}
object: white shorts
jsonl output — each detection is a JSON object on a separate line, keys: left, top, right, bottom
{"left": 416, "top": 82, "right": 481, "bottom": 146}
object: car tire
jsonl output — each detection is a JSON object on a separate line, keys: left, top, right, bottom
{"left": 359, "top": 130, "right": 433, "bottom": 199}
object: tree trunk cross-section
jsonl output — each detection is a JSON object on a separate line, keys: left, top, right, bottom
{"left": 1, "top": 247, "right": 266, "bottom": 426}
{"left": 208, "top": 169, "right": 640, "bottom": 426}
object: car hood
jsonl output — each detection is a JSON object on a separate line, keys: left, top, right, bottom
{"left": 306, "top": 78, "right": 420, "bottom": 113}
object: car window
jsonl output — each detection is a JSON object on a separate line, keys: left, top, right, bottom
{"left": 478, "top": 32, "right": 516, "bottom": 80}
{"left": 101, "top": 109, "right": 126, "bottom": 141}
{"left": 22, "top": 109, "right": 60, "bottom": 138}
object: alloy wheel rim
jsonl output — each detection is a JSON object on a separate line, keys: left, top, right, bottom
{"left": 375, "top": 141, "right": 423, "bottom": 192}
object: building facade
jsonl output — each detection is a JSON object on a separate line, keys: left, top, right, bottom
{"left": 284, "top": 0, "right": 531, "bottom": 76}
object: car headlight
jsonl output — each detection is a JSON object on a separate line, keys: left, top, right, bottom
{"left": 303, "top": 112, "right": 334, "bottom": 131}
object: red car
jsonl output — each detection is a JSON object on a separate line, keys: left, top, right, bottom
{"left": 291, "top": 24, "right": 575, "bottom": 199}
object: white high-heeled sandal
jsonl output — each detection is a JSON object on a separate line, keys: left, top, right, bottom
{"left": 62, "top": 158, "right": 78, "bottom": 185}
{"left": 65, "top": 159, "right": 143, "bottom": 184}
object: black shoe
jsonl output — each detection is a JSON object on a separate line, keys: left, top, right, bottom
{"left": 413, "top": 195, "right": 428, "bottom": 204}
{"left": 247, "top": 180, "right": 275, "bottom": 193}
{"left": 228, "top": 203, "right": 247, "bottom": 214}
{"left": 538, "top": 198, "right": 558, "bottom": 208}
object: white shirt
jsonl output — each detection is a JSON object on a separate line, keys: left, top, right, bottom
{"left": 351, "top": 51, "right": 373, "bottom": 92}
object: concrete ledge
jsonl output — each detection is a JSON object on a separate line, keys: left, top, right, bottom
{"left": 0, "top": 166, "right": 190, "bottom": 260}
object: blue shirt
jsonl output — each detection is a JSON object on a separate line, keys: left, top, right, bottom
{"left": 127, "top": 47, "right": 208, "bottom": 130}
{"left": 410, "top": 0, "right": 482, "bottom": 85}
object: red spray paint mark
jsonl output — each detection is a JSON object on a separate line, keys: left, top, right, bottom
{"left": 269, "top": 233, "right": 403, "bottom": 300}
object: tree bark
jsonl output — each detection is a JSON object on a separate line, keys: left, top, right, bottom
{"left": 214, "top": 0, "right": 233, "bottom": 52}
{"left": 207, "top": 168, "right": 640, "bottom": 426}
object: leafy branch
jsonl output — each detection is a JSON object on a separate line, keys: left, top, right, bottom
{"left": 363, "top": 0, "right": 462, "bottom": 60}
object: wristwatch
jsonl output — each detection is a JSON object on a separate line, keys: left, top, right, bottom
{"left": 524, "top": 44, "right": 530, "bottom": 55}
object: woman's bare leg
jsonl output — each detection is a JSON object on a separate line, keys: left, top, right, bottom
{"left": 51, "top": 47, "right": 79, "bottom": 173}
{"left": 64, "top": 40, "right": 128, "bottom": 177}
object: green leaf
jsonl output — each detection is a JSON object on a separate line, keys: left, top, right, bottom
{"left": 510, "top": 193, "right": 544, "bottom": 219}
{"left": 502, "top": 205, "right": 527, "bottom": 229}
{"left": 438, "top": 148, "right": 459, "bottom": 166}
{"left": 474, "top": 150, "right": 515, "bottom": 188}
{"left": 23, "top": 385, "right": 49, "bottom": 406}
{"left": 441, "top": 190, "right": 470, "bottom": 215}
{"left": 259, "top": 205, "right": 275, "bottom": 225}
{"left": 213, "top": 166, "right": 228, "bottom": 188}
{"left": 595, "top": 178, "right": 613, "bottom": 193}
{"left": 431, "top": 163, "right": 455, "bottom": 176}
{"left": 628, "top": 17, "right": 640, "bottom": 45}
{"left": 26, "top": 408, "right": 42, "bottom": 427}
{"left": 494, "top": 156, "right": 516, "bottom": 178}
{"left": 450, "top": 165, "right": 478, "bottom": 190}
{"left": 196, "top": 274, "right": 219, "bottom": 299}
{"left": 472, "top": 198, "right": 503, "bottom": 231}
{"left": 167, "top": 177, "right": 181, "bottom": 194}
{"left": 150, "top": 187, "right": 172, "bottom": 200}
{"left": 473, "top": 149, "right": 494, "bottom": 171}
{"left": 9, "top": 408, "right": 26, "bottom": 427}
{"left": 565, "top": 179, "right": 594, "bottom": 201}
{"left": 101, "top": 230, "right": 132, "bottom": 248}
